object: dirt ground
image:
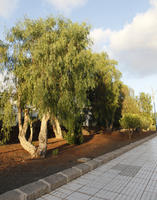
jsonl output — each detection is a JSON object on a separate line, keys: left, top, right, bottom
{"left": 0, "top": 130, "right": 156, "bottom": 194}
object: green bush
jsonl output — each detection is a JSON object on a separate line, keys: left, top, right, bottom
{"left": 140, "top": 116, "right": 153, "bottom": 130}
{"left": 120, "top": 113, "right": 153, "bottom": 132}
{"left": 62, "top": 115, "right": 84, "bottom": 145}
{"left": 64, "top": 130, "right": 84, "bottom": 145}
{"left": 0, "top": 91, "right": 16, "bottom": 144}
{"left": 120, "top": 113, "right": 141, "bottom": 131}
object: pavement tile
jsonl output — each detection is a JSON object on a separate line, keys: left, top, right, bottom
{"left": 89, "top": 197, "right": 106, "bottom": 200}
{"left": 111, "top": 163, "right": 129, "bottom": 171}
{"left": 119, "top": 165, "right": 142, "bottom": 177}
{"left": 61, "top": 181, "right": 83, "bottom": 191}
{"left": 42, "top": 194, "right": 62, "bottom": 200}
{"left": 103, "top": 177, "right": 129, "bottom": 192}
{"left": 121, "top": 182, "right": 145, "bottom": 196}
{"left": 49, "top": 188, "right": 73, "bottom": 198}
{"left": 140, "top": 191, "right": 157, "bottom": 200}
{"left": 115, "top": 194, "right": 128, "bottom": 200}
{"left": 73, "top": 176, "right": 93, "bottom": 185}
{"left": 64, "top": 191, "right": 91, "bottom": 200}
{"left": 95, "top": 189, "right": 118, "bottom": 200}
{"left": 78, "top": 185, "right": 101, "bottom": 196}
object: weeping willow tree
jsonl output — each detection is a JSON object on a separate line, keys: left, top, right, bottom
{"left": 0, "top": 17, "right": 96, "bottom": 157}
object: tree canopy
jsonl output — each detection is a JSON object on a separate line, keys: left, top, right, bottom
{"left": 88, "top": 52, "right": 122, "bottom": 129}
{"left": 0, "top": 17, "right": 96, "bottom": 156}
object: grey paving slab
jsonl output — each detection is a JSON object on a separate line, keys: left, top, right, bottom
{"left": 49, "top": 188, "right": 73, "bottom": 199}
{"left": 95, "top": 189, "right": 118, "bottom": 200}
{"left": 89, "top": 197, "right": 105, "bottom": 200}
{"left": 64, "top": 191, "right": 91, "bottom": 200}
{"left": 78, "top": 185, "right": 101, "bottom": 196}
{"left": 42, "top": 194, "right": 62, "bottom": 200}
{"left": 111, "top": 163, "right": 130, "bottom": 171}
{"left": 140, "top": 191, "right": 157, "bottom": 200}
{"left": 119, "top": 165, "right": 142, "bottom": 177}
{"left": 61, "top": 182, "right": 83, "bottom": 191}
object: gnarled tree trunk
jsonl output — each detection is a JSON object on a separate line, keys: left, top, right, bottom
{"left": 18, "top": 107, "right": 36, "bottom": 158}
{"left": 36, "top": 113, "right": 50, "bottom": 157}
{"left": 52, "top": 115, "right": 63, "bottom": 139}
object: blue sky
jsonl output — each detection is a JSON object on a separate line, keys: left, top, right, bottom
{"left": 0, "top": 0, "right": 157, "bottom": 104}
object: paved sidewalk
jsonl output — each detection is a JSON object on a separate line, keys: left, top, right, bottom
{"left": 37, "top": 136, "right": 157, "bottom": 200}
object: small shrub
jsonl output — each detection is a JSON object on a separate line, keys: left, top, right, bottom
{"left": 64, "top": 131, "right": 84, "bottom": 145}
{"left": 63, "top": 131, "right": 75, "bottom": 144}
{"left": 120, "top": 113, "right": 153, "bottom": 138}
{"left": 120, "top": 113, "right": 141, "bottom": 132}
{"left": 140, "top": 116, "right": 152, "bottom": 130}
{"left": 52, "top": 148, "right": 59, "bottom": 156}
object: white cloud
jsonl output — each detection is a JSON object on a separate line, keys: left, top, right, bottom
{"left": 45, "top": 0, "right": 87, "bottom": 14}
{"left": 90, "top": 0, "right": 157, "bottom": 77}
{"left": 0, "top": 0, "right": 19, "bottom": 18}
{"left": 90, "top": 28, "right": 112, "bottom": 52}
{"left": 150, "top": 0, "right": 157, "bottom": 7}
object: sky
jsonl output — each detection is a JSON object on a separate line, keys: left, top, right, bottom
{"left": 0, "top": 0, "right": 157, "bottom": 104}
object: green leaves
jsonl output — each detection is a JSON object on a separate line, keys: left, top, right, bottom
{"left": 0, "top": 16, "right": 97, "bottom": 144}
{"left": 89, "top": 52, "right": 121, "bottom": 128}
{"left": 138, "top": 92, "right": 152, "bottom": 117}
{"left": 120, "top": 113, "right": 141, "bottom": 131}
{"left": 0, "top": 90, "right": 16, "bottom": 143}
{"left": 120, "top": 87, "right": 153, "bottom": 131}
{"left": 120, "top": 113, "right": 153, "bottom": 131}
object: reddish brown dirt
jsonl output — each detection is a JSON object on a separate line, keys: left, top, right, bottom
{"left": 0, "top": 130, "right": 156, "bottom": 194}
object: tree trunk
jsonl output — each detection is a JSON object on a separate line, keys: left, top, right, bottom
{"left": 110, "top": 113, "right": 115, "bottom": 131}
{"left": 106, "top": 120, "right": 109, "bottom": 130}
{"left": 128, "top": 129, "right": 133, "bottom": 140}
{"left": 18, "top": 107, "right": 36, "bottom": 158}
{"left": 52, "top": 115, "right": 63, "bottom": 139}
{"left": 28, "top": 121, "right": 33, "bottom": 143}
{"left": 36, "top": 113, "right": 50, "bottom": 157}
{"left": 109, "top": 123, "right": 113, "bottom": 131}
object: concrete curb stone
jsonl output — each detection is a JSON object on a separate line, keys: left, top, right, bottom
{"left": 0, "top": 133, "right": 156, "bottom": 200}
{"left": 39, "top": 173, "right": 67, "bottom": 191}
{"left": 92, "top": 158, "right": 103, "bottom": 166}
{"left": 77, "top": 157, "right": 91, "bottom": 163}
{"left": 85, "top": 159, "right": 101, "bottom": 170}
{"left": 57, "top": 167, "right": 81, "bottom": 182}
{"left": 72, "top": 163, "right": 91, "bottom": 175}
{"left": 0, "top": 189, "right": 26, "bottom": 200}
{"left": 18, "top": 181, "right": 49, "bottom": 200}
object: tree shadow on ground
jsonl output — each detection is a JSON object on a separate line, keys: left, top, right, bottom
{"left": 46, "top": 134, "right": 95, "bottom": 158}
